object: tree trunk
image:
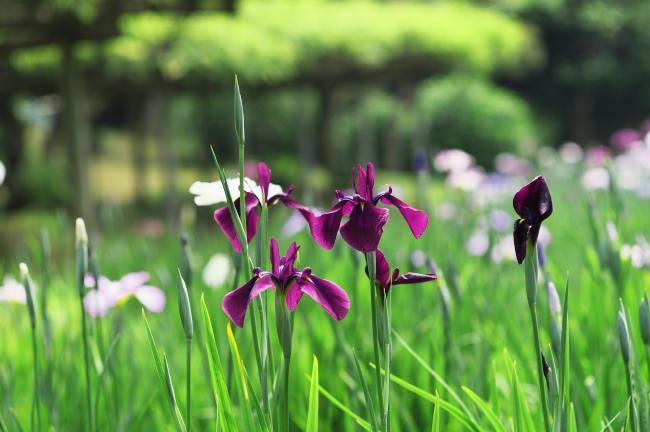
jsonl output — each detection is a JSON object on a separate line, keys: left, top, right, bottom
{"left": 62, "top": 42, "right": 93, "bottom": 224}
{"left": 0, "top": 96, "right": 26, "bottom": 209}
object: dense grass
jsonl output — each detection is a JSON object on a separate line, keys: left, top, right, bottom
{"left": 2, "top": 159, "right": 650, "bottom": 430}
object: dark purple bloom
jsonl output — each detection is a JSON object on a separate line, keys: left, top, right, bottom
{"left": 371, "top": 249, "right": 437, "bottom": 297}
{"left": 512, "top": 176, "right": 553, "bottom": 264}
{"left": 299, "top": 163, "right": 429, "bottom": 252}
{"left": 213, "top": 162, "right": 300, "bottom": 253}
{"left": 222, "top": 238, "right": 350, "bottom": 327}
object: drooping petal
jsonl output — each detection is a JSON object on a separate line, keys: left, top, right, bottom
{"left": 83, "top": 289, "right": 117, "bottom": 318}
{"left": 120, "top": 272, "right": 150, "bottom": 291}
{"left": 222, "top": 272, "right": 274, "bottom": 327}
{"left": 134, "top": 285, "right": 166, "bottom": 313}
{"left": 340, "top": 203, "right": 389, "bottom": 252}
{"left": 297, "top": 269, "right": 350, "bottom": 320}
{"left": 285, "top": 279, "right": 304, "bottom": 311}
{"left": 214, "top": 192, "right": 260, "bottom": 252}
{"left": 513, "top": 176, "right": 553, "bottom": 222}
{"left": 513, "top": 218, "right": 532, "bottom": 264}
{"left": 258, "top": 162, "right": 271, "bottom": 202}
{"left": 392, "top": 271, "right": 437, "bottom": 286}
{"left": 378, "top": 191, "right": 429, "bottom": 239}
{"left": 298, "top": 204, "right": 346, "bottom": 250}
{"left": 373, "top": 249, "right": 391, "bottom": 291}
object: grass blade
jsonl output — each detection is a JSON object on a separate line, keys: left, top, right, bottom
{"left": 461, "top": 386, "right": 507, "bottom": 432}
{"left": 306, "top": 355, "right": 319, "bottom": 432}
{"left": 199, "top": 295, "right": 237, "bottom": 432}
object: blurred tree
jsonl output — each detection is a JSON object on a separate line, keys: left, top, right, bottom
{"left": 491, "top": 0, "right": 650, "bottom": 143}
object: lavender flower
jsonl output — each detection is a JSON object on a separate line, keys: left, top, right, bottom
{"left": 83, "top": 272, "right": 166, "bottom": 318}
{"left": 298, "top": 162, "right": 428, "bottom": 252}
{"left": 222, "top": 238, "right": 350, "bottom": 327}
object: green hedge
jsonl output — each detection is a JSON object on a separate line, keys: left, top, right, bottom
{"left": 12, "top": 1, "right": 542, "bottom": 83}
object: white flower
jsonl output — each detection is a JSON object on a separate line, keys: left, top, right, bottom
{"left": 466, "top": 230, "right": 489, "bottom": 256}
{"left": 491, "top": 235, "right": 517, "bottom": 263}
{"left": 559, "top": 142, "right": 583, "bottom": 164}
{"left": 0, "top": 160, "right": 5, "bottom": 186}
{"left": 447, "top": 166, "right": 486, "bottom": 192}
{"left": 202, "top": 254, "right": 232, "bottom": 289}
{"left": 433, "top": 149, "right": 474, "bottom": 173}
{"left": 189, "top": 177, "right": 283, "bottom": 206}
{"left": 581, "top": 167, "right": 609, "bottom": 191}
{"left": 0, "top": 276, "right": 26, "bottom": 304}
{"left": 436, "top": 202, "right": 457, "bottom": 220}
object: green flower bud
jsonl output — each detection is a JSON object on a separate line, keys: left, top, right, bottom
{"left": 177, "top": 269, "right": 193, "bottom": 339}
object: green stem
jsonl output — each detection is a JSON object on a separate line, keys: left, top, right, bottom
{"left": 366, "top": 252, "right": 384, "bottom": 432}
{"left": 30, "top": 322, "right": 41, "bottom": 432}
{"left": 186, "top": 337, "right": 192, "bottom": 432}
{"left": 281, "top": 355, "right": 291, "bottom": 432}
{"left": 624, "top": 359, "right": 638, "bottom": 432}
{"left": 80, "top": 299, "right": 95, "bottom": 432}
{"left": 383, "top": 293, "right": 392, "bottom": 432}
{"left": 524, "top": 243, "right": 551, "bottom": 432}
{"left": 529, "top": 304, "right": 552, "bottom": 432}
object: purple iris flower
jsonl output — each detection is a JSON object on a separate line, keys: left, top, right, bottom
{"left": 298, "top": 162, "right": 429, "bottom": 253}
{"left": 512, "top": 176, "right": 553, "bottom": 264}
{"left": 222, "top": 238, "right": 350, "bottom": 327}
{"left": 372, "top": 249, "right": 437, "bottom": 298}
{"left": 214, "top": 162, "right": 299, "bottom": 253}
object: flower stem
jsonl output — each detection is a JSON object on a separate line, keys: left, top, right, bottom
{"left": 524, "top": 244, "right": 551, "bottom": 432}
{"left": 186, "top": 337, "right": 192, "bottom": 432}
{"left": 30, "top": 319, "right": 41, "bottom": 432}
{"left": 366, "top": 252, "right": 384, "bottom": 432}
{"left": 80, "top": 299, "right": 95, "bottom": 432}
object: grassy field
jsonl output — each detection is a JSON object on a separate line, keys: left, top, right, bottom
{"left": 2, "top": 153, "right": 650, "bottom": 432}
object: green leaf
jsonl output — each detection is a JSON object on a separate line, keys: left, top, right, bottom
{"left": 199, "top": 295, "right": 237, "bottom": 432}
{"left": 394, "top": 331, "right": 476, "bottom": 422}
{"left": 226, "top": 322, "right": 256, "bottom": 432}
{"left": 431, "top": 392, "right": 441, "bottom": 432}
{"left": 377, "top": 366, "right": 481, "bottom": 432}
{"left": 352, "top": 349, "right": 380, "bottom": 432}
{"left": 461, "top": 386, "right": 507, "bottom": 432}
{"left": 314, "top": 381, "right": 371, "bottom": 431}
{"left": 306, "top": 355, "right": 319, "bottom": 432}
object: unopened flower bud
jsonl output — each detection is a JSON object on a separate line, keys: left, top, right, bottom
{"left": 75, "top": 218, "right": 88, "bottom": 247}
{"left": 640, "top": 294, "right": 650, "bottom": 346}
{"left": 20, "top": 262, "right": 36, "bottom": 328}
{"left": 177, "top": 270, "right": 193, "bottom": 339}
{"left": 618, "top": 302, "right": 631, "bottom": 365}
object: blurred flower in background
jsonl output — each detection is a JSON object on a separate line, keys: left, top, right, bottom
{"left": 433, "top": 149, "right": 474, "bottom": 173}
{"left": 0, "top": 160, "right": 5, "bottom": 186}
{"left": 202, "top": 254, "right": 232, "bottom": 289}
{"left": 559, "top": 142, "right": 584, "bottom": 164}
{"left": 84, "top": 272, "right": 166, "bottom": 318}
{"left": 0, "top": 276, "right": 26, "bottom": 304}
{"left": 189, "top": 177, "right": 283, "bottom": 206}
{"left": 581, "top": 167, "right": 610, "bottom": 191}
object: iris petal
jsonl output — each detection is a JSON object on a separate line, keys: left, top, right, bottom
{"left": 134, "top": 285, "right": 167, "bottom": 313}
{"left": 374, "top": 249, "right": 391, "bottom": 291}
{"left": 340, "top": 203, "right": 389, "bottom": 252}
{"left": 214, "top": 193, "right": 259, "bottom": 252}
{"left": 378, "top": 192, "right": 429, "bottom": 239}
{"left": 298, "top": 272, "right": 350, "bottom": 320}
{"left": 513, "top": 219, "right": 532, "bottom": 264}
{"left": 222, "top": 272, "right": 275, "bottom": 327}
{"left": 258, "top": 162, "right": 271, "bottom": 202}
{"left": 392, "top": 272, "right": 437, "bottom": 286}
